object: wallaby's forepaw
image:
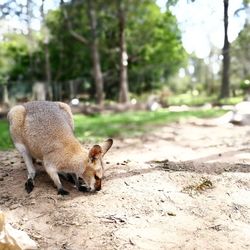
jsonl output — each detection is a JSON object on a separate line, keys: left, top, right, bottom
{"left": 66, "top": 173, "right": 76, "bottom": 184}
{"left": 25, "top": 178, "right": 34, "bottom": 193}
{"left": 58, "top": 173, "right": 75, "bottom": 184}
{"left": 58, "top": 188, "right": 69, "bottom": 195}
{"left": 78, "top": 185, "right": 91, "bottom": 192}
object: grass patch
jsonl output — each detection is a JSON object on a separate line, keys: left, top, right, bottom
{"left": 74, "top": 108, "right": 225, "bottom": 141}
{"left": 0, "top": 108, "right": 226, "bottom": 150}
{"left": 168, "top": 93, "right": 243, "bottom": 106}
{"left": 168, "top": 94, "right": 215, "bottom": 106}
{"left": 0, "top": 120, "right": 13, "bottom": 151}
{"left": 218, "top": 96, "right": 244, "bottom": 105}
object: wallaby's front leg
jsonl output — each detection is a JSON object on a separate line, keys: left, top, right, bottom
{"left": 71, "top": 173, "right": 90, "bottom": 192}
{"left": 58, "top": 173, "right": 90, "bottom": 192}
{"left": 15, "top": 143, "right": 36, "bottom": 193}
{"left": 44, "top": 164, "right": 69, "bottom": 195}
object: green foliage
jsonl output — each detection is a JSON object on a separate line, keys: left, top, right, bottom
{"left": 45, "top": 6, "right": 92, "bottom": 83}
{"left": 126, "top": 3, "right": 187, "bottom": 93}
{"left": 231, "top": 23, "right": 250, "bottom": 85}
{"left": 0, "top": 34, "right": 30, "bottom": 81}
{"left": 240, "top": 79, "right": 250, "bottom": 90}
{"left": 0, "top": 0, "right": 186, "bottom": 101}
{"left": 0, "top": 108, "right": 226, "bottom": 150}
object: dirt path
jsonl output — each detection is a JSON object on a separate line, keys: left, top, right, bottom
{"left": 0, "top": 120, "right": 250, "bottom": 250}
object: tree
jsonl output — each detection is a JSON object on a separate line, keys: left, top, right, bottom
{"left": 220, "top": 0, "right": 230, "bottom": 98}
{"left": 117, "top": 0, "right": 129, "bottom": 103}
{"left": 46, "top": 0, "right": 185, "bottom": 98}
{"left": 0, "top": 0, "right": 186, "bottom": 103}
{"left": 41, "top": 0, "right": 52, "bottom": 100}
{"left": 61, "top": 0, "right": 104, "bottom": 106}
{"left": 231, "top": 22, "right": 250, "bottom": 87}
{"left": 219, "top": 0, "right": 249, "bottom": 98}
{"left": 46, "top": 5, "right": 93, "bottom": 100}
{"left": 86, "top": 0, "right": 104, "bottom": 106}
{"left": 126, "top": 2, "right": 186, "bottom": 94}
{"left": 0, "top": 34, "right": 31, "bottom": 81}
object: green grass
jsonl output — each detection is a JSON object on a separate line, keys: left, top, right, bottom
{"left": 218, "top": 96, "right": 244, "bottom": 105}
{"left": 168, "top": 94, "right": 215, "bottom": 106}
{"left": 0, "top": 120, "right": 13, "bottom": 150}
{"left": 168, "top": 93, "right": 243, "bottom": 106}
{"left": 0, "top": 108, "right": 226, "bottom": 151}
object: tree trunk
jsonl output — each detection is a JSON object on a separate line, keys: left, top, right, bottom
{"left": 26, "top": 0, "right": 34, "bottom": 81}
{"left": 69, "top": 80, "right": 76, "bottom": 99}
{"left": 3, "top": 84, "right": 9, "bottom": 105}
{"left": 32, "top": 82, "right": 46, "bottom": 101}
{"left": 45, "top": 43, "right": 52, "bottom": 100}
{"left": 41, "top": 0, "right": 52, "bottom": 100}
{"left": 87, "top": 0, "right": 104, "bottom": 107}
{"left": 117, "top": 0, "right": 129, "bottom": 103}
{"left": 220, "top": 0, "right": 230, "bottom": 99}
{"left": 62, "top": 0, "right": 104, "bottom": 105}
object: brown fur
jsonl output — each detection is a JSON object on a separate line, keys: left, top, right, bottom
{"left": 8, "top": 101, "right": 113, "bottom": 194}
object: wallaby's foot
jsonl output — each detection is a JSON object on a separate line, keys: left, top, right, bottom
{"left": 58, "top": 188, "right": 69, "bottom": 195}
{"left": 78, "top": 185, "right": 91, "bottom": 192}
{"left": 25, "top": 178, "right": 34, "bottom": 193}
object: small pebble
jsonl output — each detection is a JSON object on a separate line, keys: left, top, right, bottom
{"left": 10, "top": 204, "right": 20, "bottom": 210}
{"left": 167, "top": 212, "right": 176, "bottom": 216}
{"left": 30, "top": 200, "right": 36, "bottom": 205}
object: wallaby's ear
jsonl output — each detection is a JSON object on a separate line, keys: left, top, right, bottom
{"left": 89, "top": 145, "right": 102, "bottom": 161}
{"left": 101, "top": 138, "right": 113, "bottom": 156}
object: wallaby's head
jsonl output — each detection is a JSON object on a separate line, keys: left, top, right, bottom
{"left": 82, "top": 139, "right": 113, "bottom": 192}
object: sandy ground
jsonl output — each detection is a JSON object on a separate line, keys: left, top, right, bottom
{"left": 0, "top": 119, "right": 250, "bottom": 250}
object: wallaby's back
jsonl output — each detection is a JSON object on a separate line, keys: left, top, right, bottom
{"left": 8, "top": 101, "right": 76, "bottom": 159}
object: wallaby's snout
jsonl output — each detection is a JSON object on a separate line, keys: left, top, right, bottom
{"left": 94, "top": 176, "right": 102, "bottom": 191}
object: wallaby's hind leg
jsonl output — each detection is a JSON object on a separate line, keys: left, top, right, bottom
{"left": 44, "top": 164, "right": 69, "bottom": 195}
{"left": 15, "top": 143, "right": 36, "bottom": 193}
{"left": 8, "top": 105, "right": 35, "bottom": 193}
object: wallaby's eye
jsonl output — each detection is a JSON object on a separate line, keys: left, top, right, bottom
{"left": 94, "top": 174, "right": 100, "bottom": 180}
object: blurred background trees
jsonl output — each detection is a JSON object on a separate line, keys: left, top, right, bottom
{"left": 0, "top": 0, "right": 249, "bottom": 107}
{"left": 0, "top": 0, "right": 186, "bottom": 105}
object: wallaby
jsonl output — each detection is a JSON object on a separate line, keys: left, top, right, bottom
{"left": 8, "top": 101, "right": 113, "bottom": 195}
